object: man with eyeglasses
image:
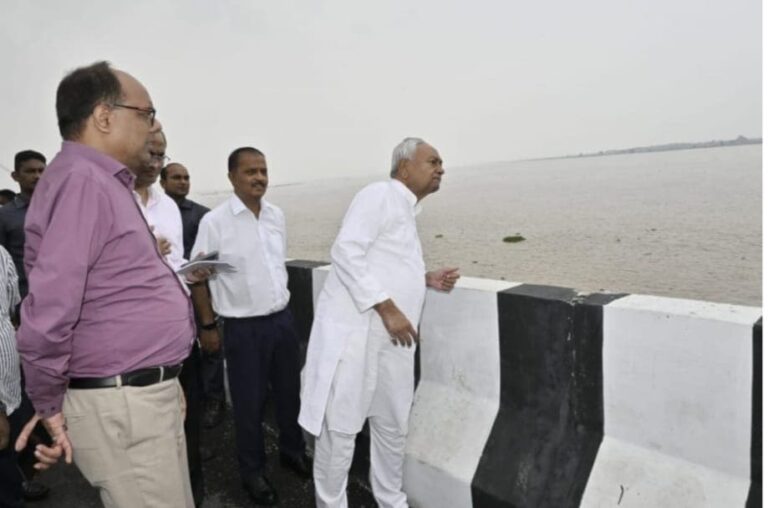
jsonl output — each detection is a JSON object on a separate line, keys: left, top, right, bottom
{"left": 14, "top": 61, "right": 204, "bottom": 507}
{"left": 133, "top": 131, "right": 184, "bottom": 270}
{"left": 134, "top": 135, "right": 210, "bottom": 507}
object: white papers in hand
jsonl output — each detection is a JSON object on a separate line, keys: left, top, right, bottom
{"left": 175, "top": 259, "right": 237, "bottom": 275}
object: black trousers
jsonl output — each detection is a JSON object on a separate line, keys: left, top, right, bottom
{"left": 200, "top": 345, "right": 226, "bottom": 403}
{"left": 222, "top": 308, "right": 305, "bottom": 479}
{"left": 0, "top": 396, "right": 33, "bottom": 508}
{"left": 179, "top": 341, "right": 204, "bottom": 506}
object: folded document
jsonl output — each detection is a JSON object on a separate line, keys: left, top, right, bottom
{"left": 176, "top": 259, "right": 237, "bottom": 275}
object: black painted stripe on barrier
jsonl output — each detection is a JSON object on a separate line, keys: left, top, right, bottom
{"left": 286, "top": 260, "right": 373, "bottom": 477}
{"left": 286, "top": 260, "right": 329, "bottom": 344}
{"left": 746, "top": 318, "right": 762, "bottom": 508}
{"left": 471, "top": 285, "right": 625, "bottom": 508}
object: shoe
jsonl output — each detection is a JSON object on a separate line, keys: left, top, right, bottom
{"left": 242, "top": 474, "right": 278, "bottom": 506}
{"left": 280, "top": 451, "right": 313, "bottom": 479}
{"left": 22, "top": 480, "right": 50, "bottom": 502}
{"left": 202, "top": 399, "right": 225, "bottom": 429}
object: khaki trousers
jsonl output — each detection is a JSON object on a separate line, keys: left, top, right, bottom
{"left": 63, "top": 379, "right": 194, "bottom": 508}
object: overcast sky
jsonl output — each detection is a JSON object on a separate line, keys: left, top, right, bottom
{"left": 0, "top": 0, "right": 761, "bottom": 194}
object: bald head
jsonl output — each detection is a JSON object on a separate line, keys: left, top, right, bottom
{"left": 55, "top": 61, "right": 162, "bottom": 172}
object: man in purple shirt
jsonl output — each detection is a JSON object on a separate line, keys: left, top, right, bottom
{"left": 14, "top": 61, "right": 198, "bottom": 507}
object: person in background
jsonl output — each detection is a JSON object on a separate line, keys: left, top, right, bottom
{"left": 0, "top": 245, "right": 23, "bottom": 507}
{"left": 161, "top": 162, "right": 226, "bottom": 431}
{"left": 0, "top": 190, "right": 16, "bottom": 207}
{"left": 160, "top": 162, "right": 210, "bottom": 260}
{"left": 0, "top": 149, "right": 49, "bottom": 502}
{"left": 191, "top": 147, "right": 311, "bottom": 506}
{"left": 14, "top": 60, "right": 204, "bottom": 507}
{"left": 299, "top": 137, "right": 460, "bottom": 508}
{"left": 133, "top": 131, "right": 183, "bottom": 268}
{"left": 134, "top": 132, "right": 208, "bottom": 507}
{"left": 0, "top": 150, "right": 45, "bottom": 299}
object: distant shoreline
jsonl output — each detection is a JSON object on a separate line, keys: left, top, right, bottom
{"left": 542, "top": 135, "right": 762, "bottom": 162}
{"left": 196, "top": 138, "right": 761, "bottom": 197}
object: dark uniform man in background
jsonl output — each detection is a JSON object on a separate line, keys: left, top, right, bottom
{"left": 0, "top": 150, "right": 45, "bottom": 299}
{"left": 161, "top": 162, "right": 227, "bottom": 429}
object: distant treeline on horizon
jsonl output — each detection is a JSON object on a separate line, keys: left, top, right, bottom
{"left": 565, "top": 135, "right": 761, "bottom": 160}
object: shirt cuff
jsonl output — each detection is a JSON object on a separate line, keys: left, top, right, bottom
{"left": 31, "top": 393, "right": 64, "bottom": 419}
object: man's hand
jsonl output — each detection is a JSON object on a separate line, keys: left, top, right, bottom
{"left": 185, "top": 267, "right": 215, "bottom": 284}
{"left": 149, "top": 226, "right": 172, "bottom": 257}
{"left": 15, "top": 412, "right": 72, "bottom": 471}
{"left": 374, "top": 299, "right": 418, "bottom": 347}
{"left": 199, "top": 328, "right": 221, "bottom": 353}
{"left": 426, "top": 267, "right": 460, "bottom": 292}
{"left": 184, "top": 252, "right": 217, "bottom": 284}
{"left": 156, "top": 235, "right": 172, "bottom": 257}
{"left": 0, "top": 411, "right": 9, "bottom": 450}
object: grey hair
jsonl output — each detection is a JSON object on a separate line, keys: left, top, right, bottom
{"left": 390, "top": 137, "right": 426, "bottom": 178}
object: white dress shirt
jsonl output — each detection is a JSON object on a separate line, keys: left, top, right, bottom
{"left": 191, "top": 194, "right": 290, "bottom": 318}
{"left": 0, "top": 245, "right": 21, "bottom": 415}
{"left": 299, "top": 179, "right": 427, "bottom": 436}
{"left": 133, "top": 184, "right": 186, "bottom": 271}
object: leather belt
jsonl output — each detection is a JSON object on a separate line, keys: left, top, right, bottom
{"left": 68, "top": 364, "right": 183, "bottom": 389}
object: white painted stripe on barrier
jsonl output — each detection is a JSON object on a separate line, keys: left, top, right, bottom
{"left": 582, "top": 294, "right": 760, "bottom": 507}
{"left": 581, "top": 436, "right": 750, "bottom": 507}
{"left": 404, "top": 278, "right": 519, "bottom": 508}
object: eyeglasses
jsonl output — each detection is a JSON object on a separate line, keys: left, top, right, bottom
{"left": 111, "top": 103, "right": 157, "bottom": 126}
{"left": 150, "top": 153, "right": 170, "bottom": 163}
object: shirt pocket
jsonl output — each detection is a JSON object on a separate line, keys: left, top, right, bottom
{"left": 262, "top": 224, "right": 286, "bottom": 267}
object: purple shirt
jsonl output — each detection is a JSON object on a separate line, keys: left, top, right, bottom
{"left": 17, "top": 141, "right": 195, "bottom": 417}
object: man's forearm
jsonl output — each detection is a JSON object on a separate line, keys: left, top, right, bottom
{"left": 190, "top": 283, "right": 216, "bottom": 325}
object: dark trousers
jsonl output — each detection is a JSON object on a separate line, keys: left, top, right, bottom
{"left": 222, "top": 308, "right": 305, "bottom": 479}
{"left": 179, "top": 341, "right": 204, "bottom": 506}
{"left": 200, "top": 346, "right": 226, "bottom": 403}
{"left": 0, "top": 397, "right": 33, "bottom": 508}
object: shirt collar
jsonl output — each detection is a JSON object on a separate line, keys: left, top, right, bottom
{"left": 12, "top": 194, "right": 29, "bottom": 209}
{"left": 228, "top": 194, "right": 273, "bottom": 218}
{"left": 178, "top": 198, "right": 193, "bottom": 210}
{"left": 391, "top": 179, "right": 422, "bottom": 216}
{"left": 133, "top": 184, "right": 163, "bottom": 209}
{"left": 61, "top": 140, "right": 134, "bottom": 188}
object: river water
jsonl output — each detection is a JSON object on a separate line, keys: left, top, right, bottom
{"left": 197, "top": 145, "right": 761, "bottom": 306}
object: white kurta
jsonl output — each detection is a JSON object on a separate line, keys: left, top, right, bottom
{"left": 299, "top": 179, "right": 426, "bottom": 437}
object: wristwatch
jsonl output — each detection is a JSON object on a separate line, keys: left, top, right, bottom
{"left": 200, "top": 322, "right": 217, "bottom": 331}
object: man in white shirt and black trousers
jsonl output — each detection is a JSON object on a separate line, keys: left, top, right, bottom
{"left": 299, "top": 137, "right": 460, "bottom": 508}
{"left": 190, "top": 146, "right": 310, "bottom": 506}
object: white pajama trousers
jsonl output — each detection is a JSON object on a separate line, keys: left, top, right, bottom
{"left": 314, "top": 416, "right": 408, "bottom": 508}
{"left": 313, "top": 324, "right": 415, "bottom": 508}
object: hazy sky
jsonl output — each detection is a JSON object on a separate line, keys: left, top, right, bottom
{"left": 0, "top": 0, "right": 761, "bottom": 194}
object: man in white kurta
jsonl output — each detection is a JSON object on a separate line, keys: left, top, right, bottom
{"left": 299, "top": 138, "right": 460, "bottom": 508}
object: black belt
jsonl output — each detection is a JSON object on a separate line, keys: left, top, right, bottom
{"left": 68, "top": 364, "right": 183, "bottom": 389}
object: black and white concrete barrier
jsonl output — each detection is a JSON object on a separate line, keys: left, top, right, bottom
{"left": 286, "top": 261, "right": 762, "bottom": 508}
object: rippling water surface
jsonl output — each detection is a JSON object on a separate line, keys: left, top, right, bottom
{"left": 198, "top": 145, "right": 761, "bottom": 306}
